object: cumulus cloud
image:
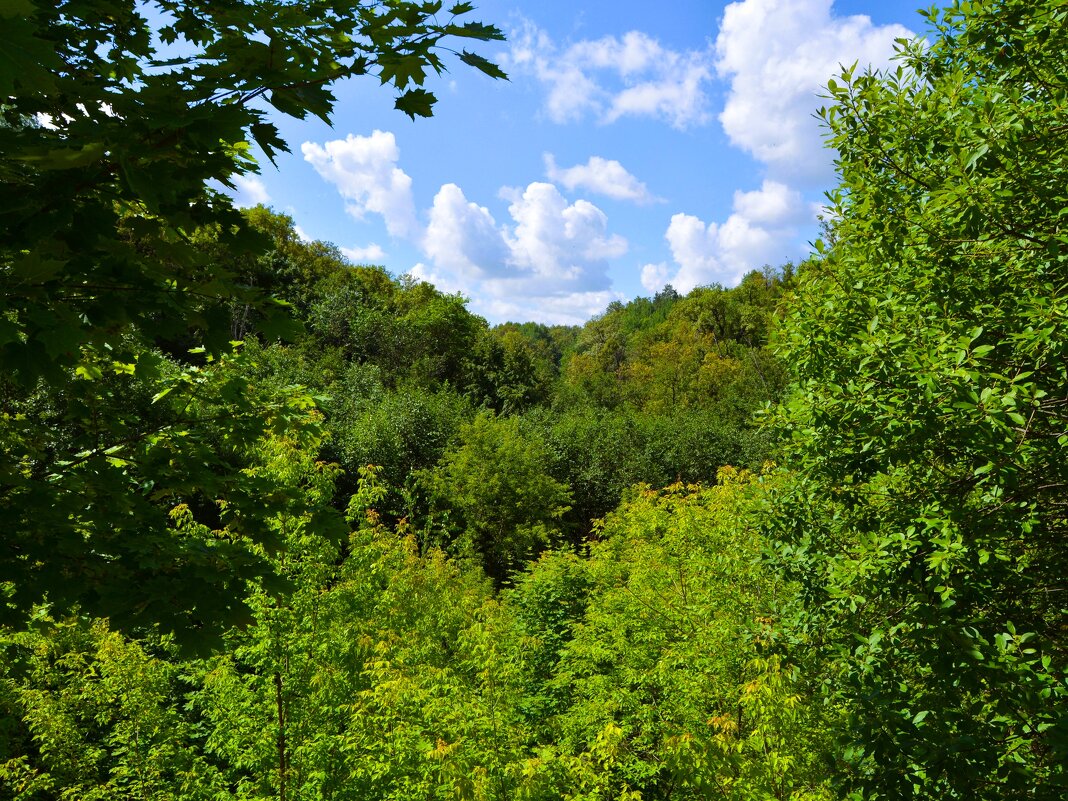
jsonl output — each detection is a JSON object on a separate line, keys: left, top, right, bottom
{"left": 715, "top": 0, "right": 912, "bottom": 181}
{"left": 231, "top": 174, "right": 270, "bottom": 207}
{"left": 544, "top": 154, "right": 660, "bottom": 204}
{"left": 301, "top": 131, "right": 418, "bottom": 238}
{"left": 637, "top": 0, "right": 915, "bottom": 294}
{"left": 505, "top": 182, "right": 628, "bottom": 280}
{"left": 643, "top": 180, "right": 807, "bottom": 293}
{"left": 418, "top": 181, "right": 627, "bottom": 324}
{"left": 301, "top": 129, "right": 630, "bottom": 324}
{"left": 640, "top": 262, "right": 672, "bottom": 294}
{"left": 424, "top": 184, "right": 510, "bottom": 278}
{"left": 341, "top": 243, "right": 386, "bottom": 263}
{"left": 509, "top": 24, "right": 713, "bottom": 129}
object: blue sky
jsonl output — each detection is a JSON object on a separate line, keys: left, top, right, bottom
{"left": 231, "top": 0, "right": 923, "bottom": 325}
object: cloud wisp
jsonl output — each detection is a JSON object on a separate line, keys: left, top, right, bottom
{"left": 544, "top": 154, "right": 661, "bottom": 205}
{"left": 509, "top": 25, "right": 714, "bottom": 130}
{"left": 341, "top": 243, "right": 387, "bottom": 263}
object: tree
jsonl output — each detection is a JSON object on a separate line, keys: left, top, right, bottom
{"left": 0, "top": 461, "right": 538, "bottom": 801}
{"left": 466, "top": 327, "right": 554, "bottom": 414}
{"left": 423, "top": 413, "right": 572, "bottom": 581}
{"left": 0, "top": 618, "right": 226, "bottom": 799}
{"left": 191, "top": 465, "right": 533, "bottom": 801}
{"left": 769, "top": 1, "right": 1068, "bottom": 797}
{"left": 0, "top": 0, "right": 505, "bottom": 643}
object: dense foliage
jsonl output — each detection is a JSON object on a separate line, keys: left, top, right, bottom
{"left": 0, "top": 0, "right": 504, "bottom": 643}
{"left": 2, "top": 468, "right": 826, "bottom": 801}
{"left": 220, "top": 207, "right": 788, "bottom": 558}
{"left": 768, "top": 1, "right": 1068, "bottom": 797}
{"left": 2, "top": 0, "right": 1066, "bottom": 799}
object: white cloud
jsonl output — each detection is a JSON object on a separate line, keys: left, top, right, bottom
{"left": 231, "top": 174, "right": 270, "bottom": 207}
{"left": 645, "top": 180, "right": 807, "bottom": 293}
{"left": 570, "top": 30, "right": 665, "bottom": 76}
{"left": 301, "top": 131, "right": 418, "bottom": 238}
{"left": 544, "top": 154, "right": 660, "bottom": 204}
{"left": 605, "top": 63, "right": 711, "bottom": 129}
{"left": 639, "top": 0, "right": 915, "bottom": 297}
{"left": 341, "top": 243, "right": 386, "bottom": 263}
{"left": 424, "top": 184, "right": 510, "bottom": 278}
{"left": 508, "top": 24, "right": 713, "bottom": 129}
{"left": 640, "top": 262, "right": 672, "bottom": 294}
{"left": 293, "top": 225, "right": 312, "bottom": 243}
{"left": 715, "top": 0, "right": 912, "bottom": 181}
{"left": 664, "top": 213, "right": 721, "bottom": 290}
{"left": 301, "top": 130, "right": 630, "bottom": 324}
{"left": 732, "top": 180, "right": 802, "bottom": 224}
{"left": 419, "top": 181, "right": 628, "bottom": 324}
{"left": 505, "top": 182, "right": 628, "bottom": 281}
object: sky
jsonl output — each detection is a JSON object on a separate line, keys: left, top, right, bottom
{"left": 230, "top": 0, "right": 923, "bottom": 326}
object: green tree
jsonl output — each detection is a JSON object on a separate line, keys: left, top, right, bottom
{"left": 193, "top": 464, "right": 536, "bottom": 801}
{"left": 0, "top": 453, "right": 536, "bottom": 801}
{"left": 0, "top": 0, "right": 504, "bottom": 641}
{"left": 423, "top": 413, "right": 572, "bottom": 581}
{"left": 0, "top": 346, "right": 334, "bottom": 649}
{"left": 769, "top": 1, "right": 1068, "bottom": 797}
{"left": 466, "top": 327, "right": 554, "bottom": 414}
{"left": 328, "top": 384, "right": 472, "bottom": 516}
{"left": 557, "top": 275, "right": 789, "bottom": 417}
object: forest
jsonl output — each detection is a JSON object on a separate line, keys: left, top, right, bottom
{"left": 0, "top": 0, "right": 1065, "bottom": 799}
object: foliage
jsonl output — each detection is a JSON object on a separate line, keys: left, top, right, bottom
{"left": 0, "top": 1, "right": 846, "bottom": 798}
{"left": 769, "top": 1, "right": 1068, "bottom": 797}
{"left": 421, "top": 413, "right": 573, "bottom": 580}
{"left": 0, "top": 619, "right": 226, "bottom": 800}
{"left": 558, "top": 270, "right": 791, "bottom": 419}
{"left": 328, "top": 384, "right": 473, "bottom": 514}
{"left": 532, "top": 405, "right": 774, "bottom": 539}
{"left": 0, "top": 346, "right": 339, "bottom": 648}
{"left": 1, "top": 0, "right": 505, "bottom": 384}
{"left": 0, "top": 457, "right": 531, "bottom": 801}
{"left": 0, "top": 463, "right": 831, "bottom": 801}
{"left": 0, "top": 0, "right": 504, "bottom": 640}
{"left": 465, "top": 326, "right": 557, "bottom": 414}
{"left": 520, "top": 470, "right": 832, "bottom": 800}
